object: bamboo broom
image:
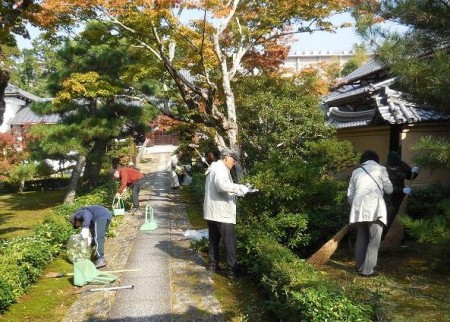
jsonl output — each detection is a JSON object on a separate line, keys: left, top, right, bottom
{"left": 307, "top": 224, "right": 351, "bottom": 267}
{"left": 380, "top": 196, "right": 408, "bottom": 252}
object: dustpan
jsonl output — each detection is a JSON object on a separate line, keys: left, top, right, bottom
{"left": 73, "top": 259, "right": 117, "bottom": 286}
{"left": 140, "top": 204, "right": 158, "bottom": 231}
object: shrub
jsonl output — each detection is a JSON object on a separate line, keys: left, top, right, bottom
{"left": 402, "top": 195, "right": 450, "bottom": 271}
{"left": 237, "top": 224, "right": 375, "bottom": 321}
{"left": 406, "top": 184, "right": 450, "bottom": 220}
{"left": 0, "top": 230, "right": 70, "bottom": 312}
{"left": 188, "top": 172, "right": 206, "bottom": 204}
{"left": 0, "top": 183, "right": 117, "bottom": 313}
{"left": 0, "top": 278, "right": 15, "bottom": 313}
{"left": 240, "top": 155, "right": 351, "bottom": 256}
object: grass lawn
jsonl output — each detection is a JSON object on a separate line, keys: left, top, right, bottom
{"left": 0, "top": 190, "right": 65, "bottom": 240}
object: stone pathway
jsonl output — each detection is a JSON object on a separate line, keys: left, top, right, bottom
{"left": 62, "top": 146, "right": 224, "bottom": 321}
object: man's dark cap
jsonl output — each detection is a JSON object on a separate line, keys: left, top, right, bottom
{"left": 220, "top": 148, "right": 240, "bottom": 162}
{"left": 387, "top": 151, "right": 401, "bottom": 167}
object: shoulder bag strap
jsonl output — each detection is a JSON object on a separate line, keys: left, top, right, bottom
{"left": 360, "top": 166, "right": 383, "bottom": 192}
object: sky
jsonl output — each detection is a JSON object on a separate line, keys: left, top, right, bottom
{"left": 290, "top": 26, "right": 361, "bottom": 54}
{"left": 289, "top": 12, "right": 362, "bottom": 54}
{"left": 17, "top": 13, "right": 361, "bottom": 54}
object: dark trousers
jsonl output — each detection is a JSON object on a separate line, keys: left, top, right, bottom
{"left": 386, "top": 193, "right": 404, "bottom": 228}
{"left": 90, "top": 219, "right": 110, "bottom": 260}
{"left": 131, "top": 177, "right": 147, "bottom": 209}
{"left": 207, "top": 220, "right": 236, "bottom": 270}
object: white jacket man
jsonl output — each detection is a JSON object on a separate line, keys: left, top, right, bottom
{"left": 203, "top": 148, "right": 250, "bottom": 279}
{"left": 203, "top": 161, "right": 248, "bottom": 224}
{"left": 347, "top": 150, "right": 393, "bottom": 278}
{"left": 348, "top": 160, "right": 393, "bottom": 225}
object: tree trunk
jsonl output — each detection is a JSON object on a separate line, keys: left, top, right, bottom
{"left": 64, "top": 155, "right": 86, "bottom": 203}
{"left": 136, "top": 137, "right": 150, "bottom": 164}
{"left": 82, "top": 138, "right": 109, "bottom": 189}
{"left": 19, "top": 178, "right": 25, "bottom": 192}
{"left": 0, "top": 68, "right": 10, "bottom": 126}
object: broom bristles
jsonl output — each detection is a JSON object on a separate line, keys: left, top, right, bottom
{"left": 307, "top": 224, "right": 351, "bottom": 267}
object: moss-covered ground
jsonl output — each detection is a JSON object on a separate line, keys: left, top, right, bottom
{"left": 0, "top": 190, "right": 65, "bottom": 240}
{"left": 0, "top": 256, "right": 77, "bottom": 322}
{"left": 320, "top": 238, "right": 450, "bottom": 321}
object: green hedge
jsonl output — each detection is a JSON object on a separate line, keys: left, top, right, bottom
{"left": 0, "top": 213, "right": 73, "bottom": 313}
{"left": 237, "top": 226, "right": 375, "bottom": 321}
{"left": 0, "top": 186, "right": 114, "bottom": 314}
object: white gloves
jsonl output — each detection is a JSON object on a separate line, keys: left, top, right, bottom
{"left": 201, "top": 157, "right": 207, "bottom": 164}
{"left": 236, "top": 184, "right": 259, "bottom": 196}
{"left": 81, "top": 227, "right": 90, "bottom": 239}
{"left": 81, "top": 228, "right": 92, "bottom": 246}
{"left": 115, "top": 192, "right": 121, "bottom": 199}
{"left": 411, "top": 166, "right": 420, "bottom": 174}
{"left": 236, "top": 184, "right": 250, "bottom": 196}
{"left": 403, "top": 187, "right": 411, "bottom": 195}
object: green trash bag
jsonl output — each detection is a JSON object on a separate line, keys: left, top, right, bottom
{"left": 67, "top": 234, "right": 92, "bottom": 263}
{"left": 73, "top": 259, "right": 117, "bottom": 286}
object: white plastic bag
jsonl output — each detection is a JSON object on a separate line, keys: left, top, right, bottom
{"left": 183, "top": 229, "right": 209, "bottom": 241}
{"left": 66, "top": 233, "right": 92, "bottom": 263}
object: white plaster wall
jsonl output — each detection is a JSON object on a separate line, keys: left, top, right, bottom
{"left": 1, "top": 97, "right": 26, "bottom": 133}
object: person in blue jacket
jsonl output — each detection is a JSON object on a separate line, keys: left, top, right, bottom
{"left": 69, "top": 205, "right": 112, "bottom": 268}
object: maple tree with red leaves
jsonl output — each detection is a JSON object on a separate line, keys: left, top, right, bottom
{"left": 0, "top": 126, "right": 33, "bottom": 181}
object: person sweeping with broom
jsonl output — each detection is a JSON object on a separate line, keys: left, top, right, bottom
{"left": 347, "top": 150, "right": 393, "bottom": 277}
{"left": 382, "top": 151, "right": 419, "bottom": 246}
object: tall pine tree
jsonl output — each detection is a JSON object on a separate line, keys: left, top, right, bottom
{"left": 31, "top": 21, "right": 157, "bottom": 199}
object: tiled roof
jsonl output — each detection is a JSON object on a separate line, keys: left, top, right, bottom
{"left": 324, "top": 84, "right": 371, "bottom": 104}
{"left": 9, "top": 106, "right": 60, "bottom": 125}
{"left": 326, "top": 118, "right": 373, "bottom": 129}
{"left": 5, "top": 84, "right": 41, "bottom": 102}
{"left": 323, "top": 60, "right": 450, "bottom": 129}
{"left": 324, "top": 86, "right": 450, "bottom": 129}
{"left": 326, "top": 107, "right": 375, "bottom": 129}
{"left": 324, "top": 78, "right": 395, "bottom": 104}
{"left": 340, "top": 60, "right": 385, "bottom": 83}
{"left": 375, "top": 86, "right": 450, "bottom": 125}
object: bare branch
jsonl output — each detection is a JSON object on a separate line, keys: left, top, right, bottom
{"left": 229, "top": 16, "right": 246, "bottom": 79}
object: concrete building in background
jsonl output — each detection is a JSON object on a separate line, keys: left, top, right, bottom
{"left": 282, "top": 50, "right": 373, "bottom": 74}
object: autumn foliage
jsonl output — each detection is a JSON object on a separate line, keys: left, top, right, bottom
{"left": 0, "top": 127, "right": 33, "bottom": 180}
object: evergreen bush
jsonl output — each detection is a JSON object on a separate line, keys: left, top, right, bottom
{"left": 0, "top": 184, "right": 115, "bottom": 313}
{"left": 237, "top": 225, "right": 375, "bottom": 321}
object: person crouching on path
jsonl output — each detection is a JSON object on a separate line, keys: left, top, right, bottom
{"left": 168, "top": 150, "right": 184, "bottom": 190}
{"left": 113, "top": 166, "right": 146, "bottom": 215}
{"left": 347, "top": 150, "right": 393, "bottom": 277}
{"left": 69, "top": 205, "right": 112, "bottom": 269}
{"left": 203, "top": 148, "right": 252, "bottom": 279}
